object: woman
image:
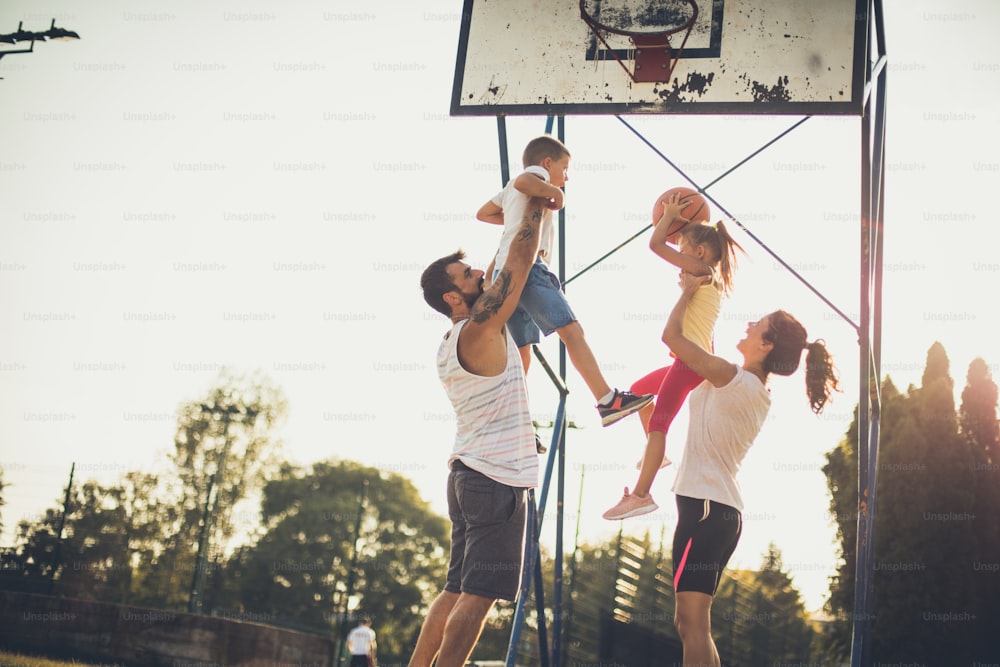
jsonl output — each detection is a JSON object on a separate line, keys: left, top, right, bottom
{"left": 643, "top": 273, "right": 839, "bottom": 666}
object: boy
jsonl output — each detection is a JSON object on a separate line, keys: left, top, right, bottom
{"left": 477, "top": 135, "right": 652, "bottom": 426}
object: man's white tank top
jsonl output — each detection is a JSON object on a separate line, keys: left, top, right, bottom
{"left": 438, "top": 320, "right": 538, "bottom": 488}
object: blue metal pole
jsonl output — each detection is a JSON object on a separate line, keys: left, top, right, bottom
{"left": 552, "top": 115, "right": 567, "bottom": 667}
{"left": 506, "top": 491, "right": 538, "bottom": 667}
{"left": 533, "top": 543, "right": 551, "bottom": 667}
{"left": 537, "top": 398, "right": 567, "bottom": 524}
{"left": 497, "top": 116, "right": 510, "bottom": 187}
{"left": 850, "top": 2, "right": 886, "bottom": 663}
{"left": 505, "top": 114, "right": 568, "bottom": 667}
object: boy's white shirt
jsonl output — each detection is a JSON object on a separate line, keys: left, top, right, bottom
{"left": 491, "top": 165, "right": 553, "bottom": 272}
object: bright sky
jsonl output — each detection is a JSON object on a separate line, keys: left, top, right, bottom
{"left": 2, "top": 0, "right": 998, "bottom": 615}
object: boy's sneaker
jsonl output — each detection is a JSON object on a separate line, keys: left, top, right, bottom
{"left": 635, "top": 454, "right": 672, "bottom": 470}
{"left": 597, "top": 390, "right": 654, "bottom": 427}
{"left": 535, "top": 433, "right": 547, "bottom": 454}
{"left": 602, "top": 487, "right": 658, "bottom": 520}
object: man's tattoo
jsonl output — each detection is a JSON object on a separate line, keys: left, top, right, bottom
{"left": 471, "top": 269, "right": 512, "bottom": 324}
{"left": 515, "top": 204, "right": 543, "bottom": 241}
{"left": 471, "top": 202, "right": 541, "bottom": 324}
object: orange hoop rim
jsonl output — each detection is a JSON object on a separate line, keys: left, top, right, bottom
{"left": 579, "top": 0, "right": 698, "bottom": 40}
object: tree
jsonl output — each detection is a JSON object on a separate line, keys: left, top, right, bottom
{"left": 961, "top": 357, "right": 999, "bottom": 465}
{"left": 824, "top": 343, "right": 985, "bottom": 662}
{"left": 5, "top": 373, "right": 288, "bottom": 610}
{"left": 543, "top": 532, "right": 819, "bottom": 666}
{"left": 751, "top": 543, "right": 815, "bottom": 661}
{"left": 959, "top": 357, "right": 1000, "bottom": 654}
{"left": 166, "top": 371, "right": 287, "bottom": 610}
{"left": 216, "top": 460, "right": 449, "bottom": 666}
{"left": 10, "top": 509, "right": 62, "bottom": 587}
{"left": 42, "top": 479, "right": 135, "bottom": 601}
{"left": 8, "top": 472, "right": 169, "bottom": 603}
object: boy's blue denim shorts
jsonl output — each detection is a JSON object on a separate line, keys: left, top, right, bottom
{"left": 496, "top": 258, "right": 577, "bottom": 348}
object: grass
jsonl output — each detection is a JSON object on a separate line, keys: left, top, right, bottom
{"left": 0, "top": 650, "right": 103, "bottom": 667}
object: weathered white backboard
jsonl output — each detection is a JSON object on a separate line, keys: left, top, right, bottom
{"left": 451, "top": 0, "right": 867, "bottom": 116}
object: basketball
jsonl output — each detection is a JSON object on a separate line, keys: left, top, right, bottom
{"left": 652, "top": 187, "right": 710, "bottom": 239}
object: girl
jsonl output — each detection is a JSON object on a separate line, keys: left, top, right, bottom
{"left": 603, "top": 192, "right": 744, "bottom": 520}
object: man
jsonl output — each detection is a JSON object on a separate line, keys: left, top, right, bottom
{"left": 411, "top": 197, "right": 548, "bottom": 667}
{"left": 346, "top": 616, "right": 376, "bottom": 667}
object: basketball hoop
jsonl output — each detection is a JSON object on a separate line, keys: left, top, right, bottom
{"left": 579, "top": 0, "right": 698, "bottom": 83}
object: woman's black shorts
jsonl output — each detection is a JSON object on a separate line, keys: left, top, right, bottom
{"left": 672, "top": 495, "right": 742, "bottom": 595}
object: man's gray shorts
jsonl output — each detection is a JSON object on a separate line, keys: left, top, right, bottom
{"left": 445, "top": 460, "right": 527, "bottom": 601}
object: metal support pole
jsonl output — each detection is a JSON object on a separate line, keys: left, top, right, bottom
{"left": 552, "top": 115, "right": 567, "bottom": 667}
{"left": 533, "top": 549, "right": 551, "bottom": 667}
{"left": 336, "top": 479, "right": 369, "bottom": 666}
{"left": 51, "top": 462, "right": 75, "bottom": 595}
{"left": 507, "top": 368, "right": 568, "bottom": 667}
{"left": 506, "top": 491, "right": 539, "bottom": 667}
{"left": 851, "top": 1, "right": 886, "bottom": 664}
{"left": 504, "top": 115, "right": 571, "bottom": 667}
{"left": 189, "top": 410, "right": 233, "bottom": 614}
{"left": 497, "top": 116, "right": 510, "bottom": 187}
{"left": 562, "top": 464, "right": 586, "bottom": 667}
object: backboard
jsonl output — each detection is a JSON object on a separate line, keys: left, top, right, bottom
{"left": 451, "top": 0, "right": 868, "bottom": 116}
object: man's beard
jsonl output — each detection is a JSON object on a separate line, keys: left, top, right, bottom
{"left": 461, "top": 277, "right": 485, "bottom": 309}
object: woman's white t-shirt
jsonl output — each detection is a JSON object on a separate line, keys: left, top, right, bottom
{"left": 672, "top": 366, "right": 771, "bottom": 511}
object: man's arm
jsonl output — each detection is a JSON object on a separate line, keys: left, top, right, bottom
{"left": 470, "top": 197, "right": 544, "bottom": 327}
{"left": 457, "top": 197, "right": 546, "bottom": 376}
{"left": 483, "top": 252, "right": 497, "bottom": 290}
